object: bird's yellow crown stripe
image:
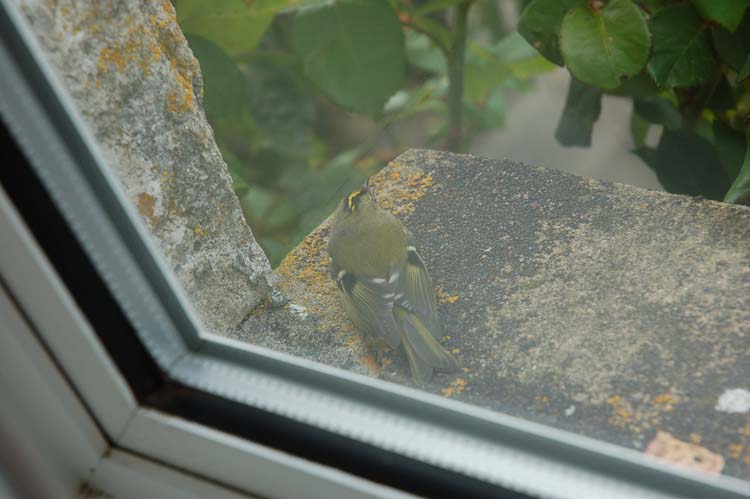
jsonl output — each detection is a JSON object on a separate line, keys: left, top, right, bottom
{"left": 347, "top": 189, "right": 364, "bottom": 211}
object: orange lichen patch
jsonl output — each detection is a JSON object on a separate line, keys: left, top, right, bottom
{"left": 358, "top": 353, "right": 382, "bottom": 376}
{"left": 645, "top": 432, "right": 725, "bottom": 475}
{"left": 368, "top": 162, "right": 435, "bottom": 218}
{"left": 690, "top": 433, "right": 702, "bottom": 445}
{"left": 442, "top": 377, "right": 467, "bottom": 397}
{"left": 161, "top": 0, "right": 178, "bottom": 22}
{"left": 98, "top": 45, "right": 135, "bottom": 75}
{"left": 451, "top": 348, "right": 460, "bottom": 354}
{"left": 149, "top": 13, "right": 169, "bottom": 30}
{"left": 166, "top": 60, "right": 197, "bottom": 113}
{"left": 137, "top": 193, "right": 159, "bottom": 228}
{"left": 651, "top": 393, "right": 678, "bottom": 411}
{"left": 275, "top": 224, "right": 343, "bottom": 327}
{"left": 435, "top": 284, "right": 459, "bottom": 304}
{"left": 193, "top": 225, "right": 209, "bottom": 237}
{"left": 729, "top": 443, "right": 743, "bottom": 459}
{"left": 605, "top": 391, "right": 683, "bottom": 433}
{"left": 607, "top": 395, "right": 632, "bottom": 428}
{"left": 86, "top": 2, "right": 196, "bottom": 113}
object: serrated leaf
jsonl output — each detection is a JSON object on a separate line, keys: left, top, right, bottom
{"left": 518, "top": 0, "right": 584, "bottom": 66}
{"left": 177, "top": 0, "right": 287, "bottom": 56}
{"left": 644, "top": 129, "right": 731, "bottom": 199}
{"left": 555, "top": 78, "right": 602, "bottom": 147}
{"left": 185, "top": 35, "right": 243, "bottom": 120}
{"left": 648, "top": 4, "right": 719, "bottom": 87}
{"left": 723, "top": 129, "right": 750, "bottom": 205}
{"left": 292, "top": 0, "right": 405, "bottom": 116}
{"left": 692, "top": 0, "right": 749, "bottom": 32}
{"left": 560, "top": 0, "right": 651, "bottom": 90}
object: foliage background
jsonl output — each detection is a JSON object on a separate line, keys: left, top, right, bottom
{"left": 175, "top": 0, "right": 750, "bottom": 266}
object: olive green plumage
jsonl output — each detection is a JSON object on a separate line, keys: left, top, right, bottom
{"left": 327, "top": 183, "right": 459, "bottom": 383}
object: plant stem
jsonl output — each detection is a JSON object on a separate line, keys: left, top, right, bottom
{"left": 446, "top": 1, "right": 470, "bottom": 152}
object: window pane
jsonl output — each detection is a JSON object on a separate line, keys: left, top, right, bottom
{"left": 15, "top": 0, "right": 750, "bottom": 484}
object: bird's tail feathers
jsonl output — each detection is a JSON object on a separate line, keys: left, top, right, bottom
{"left": 394, "top": 307, "right": 460, "bottom": 383}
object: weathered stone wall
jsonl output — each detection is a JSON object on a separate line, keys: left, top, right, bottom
{"left": 16, "top": 0, "right": 272, "bottom": 334}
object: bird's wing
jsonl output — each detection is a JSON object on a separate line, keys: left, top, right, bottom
{"left": 336, "top": 270, "right": 401, "bottom": 348}
{"left": 396, "top": 246, "right": 441, "bottom": 333}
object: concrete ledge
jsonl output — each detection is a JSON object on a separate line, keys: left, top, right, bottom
{"left": 234, "top": 149, "right": 750, "bottom": 480}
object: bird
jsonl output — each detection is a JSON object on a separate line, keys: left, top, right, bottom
{"left": 327, "top": 180, "right": 459, "bottom": 383}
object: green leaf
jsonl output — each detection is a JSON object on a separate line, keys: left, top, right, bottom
{"left": 555, "top": 78, "right": 602, "bottom": 147}
{"left": 739, "top": 55, "right": 750, "bottom": 80}
{"left": 279, "top": 146, "right": 367, "bottom": 215}
{"left": 489, "top": 32, "right": 557, "bottom": 78}
{"left": 405, "top": 32, "right": 447, "bottom": 74}
{"left": 470, "top": 87, "right": 507, "bottom": 131}
{"left": 630, "top": 109, "right": 650, "bottom": 148}
{"left": 265, "top": 201, "right": 297, "bottom": 229}
{"left": 243, "top": 186, "right": 275, "bottom": 218}
{"left": 292, "top": 0, "right": 405, "bottom": 116}
{"left": 560, "top": 0, "right": 651, "bottom": 90}
{"left": 463, "top": 62, "right": 511, "bottom": 100}
{"left": 714, "top": 121, "right": 746, "bottom": 180}
{"left": 647, "top": 4, "right": 719, "bottom": 87}
{"left": 712, "top": 25, "right": 749, "bottom": 71}
{"left": 220, "top": 146, "right": 251, "bottom": 180}
{"left": 243, "top": 62, "right": 316, "bottom": 157}
{"left": 410, "top": 14, "right": 454, "bottom": 50}
{"left": 632, "top": 97, "right": 682, "bottom": 128}
{"left": 723, "top": 128, "right": 750, "bottom": 205}
{"left": 177, "top": 0, "right": 286, "bottom": 56}
{"left": 605, "top": 70, "right": 659, "bottom": 97}
{"left": 692, "top": 0, "right": 749, "bottom": 32}
{"left": 518, "top": 0, "right": 584, "bottom": 66}
{"left": 185, "top": 35, "right": 243, "bottom": 120}
{"left": 633, "top": 145, "right": 657, "bottom": 168}
{"left": 641, "top": 129, "right": 731, "bottom": 199}
{"left": 708, "top": 76, "right": 735, "bottom": 111}
{"left": 413, "top": 0, "right": 467, "bottom": 15}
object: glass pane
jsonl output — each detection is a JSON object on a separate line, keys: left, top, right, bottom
{"left": 17, "top": 0, "right": 750, "bottom": 483}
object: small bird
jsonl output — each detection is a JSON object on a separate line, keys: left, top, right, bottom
{"left": 327, "top": 180, "right": 459, "bottom": 382}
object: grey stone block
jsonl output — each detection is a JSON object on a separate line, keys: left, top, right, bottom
{"left": 238, "top": 149, "right": 750, "bottom": 479}
{"left": 17, "top": 0, "right": 273, "bottom": 334}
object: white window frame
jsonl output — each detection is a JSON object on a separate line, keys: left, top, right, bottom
{"left": 1, "top": 1, "right": 747, "bottom": 498}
